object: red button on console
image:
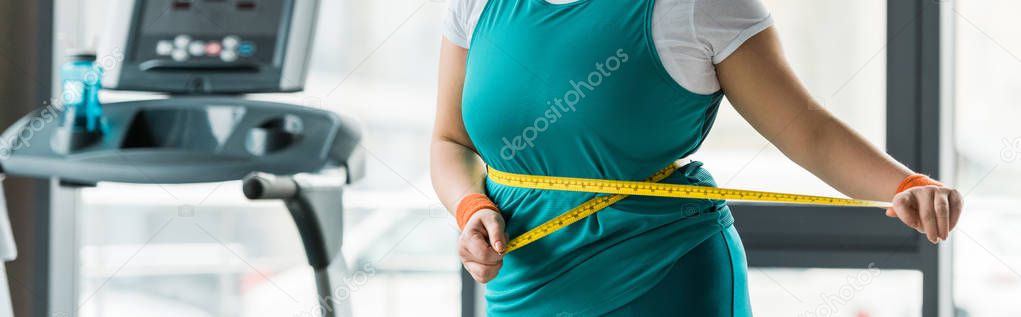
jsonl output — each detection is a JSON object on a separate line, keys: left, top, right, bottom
{"left": 206, "top": 42, "right": 222, "bottom": 56}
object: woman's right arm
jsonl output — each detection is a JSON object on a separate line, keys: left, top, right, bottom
{"left": 431, "top": 38, "right": 507, "bottom": 283}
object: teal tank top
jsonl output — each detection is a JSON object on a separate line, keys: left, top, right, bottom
{"left": 461, "top": 0, "right": 735, "bottom": 315}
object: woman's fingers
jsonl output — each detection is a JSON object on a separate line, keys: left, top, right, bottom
{"left": 463, "top": 260, "right": 502, "bottom": 283}
{"left": 892, "top": 186, "right": 965, "bottom": 244}
{"left": 934, "top": 189, "right": 951, "bottom": 240}
{"left": 948, "top": 189, "right": 963, "bottom": 230}
{"left": 884, "top": 208, "right": 897, "bottom": 218}
{"left": 915, "top": 188, "right": 939, "bottom": 243}
{"left": 465, "top": 232, "right": 503, "bottom": 264}
{"left": 478, "top": 210, "right": 508, "bottom": 253}
{"left": 893, "top": 193, "right": 920, "bottom": 231}
{"left": 460, "top": 234, "right": 503, "bottom": 283}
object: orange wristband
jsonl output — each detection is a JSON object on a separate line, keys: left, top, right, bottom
{"left": 456, "top": 193, "right": 498, "bottom": 230}
{"left": 886, "top": 174, "right": 943, "bottom": 216}
{"left": 895, "top": 174, "right": 944, "bottom": 193}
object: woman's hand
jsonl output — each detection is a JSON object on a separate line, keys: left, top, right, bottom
{"left": 888, "top": 186, "right": 963, "bottom": 243}
{"left": 459, "top": 209, "right": 508, "bottom": 283}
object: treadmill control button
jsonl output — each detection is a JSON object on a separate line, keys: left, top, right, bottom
{"left": 188, "top": 41, "right": 206, "bottom": 56}
{"left": 223, "top": 36, "right": 240, "bottom": 49}
{"left": 238, "top": 42, "right": 256, "bottom": 57}
{"left": 172, "top": 49, "right": 188, "bottom": 61}
{"left": 206, "top": 42, "right": 222, "bottom": 56}
{"left": 221, "top": 50, "right": 238, "bottom": 62}
{"left": 174, "top": 34, "right": 191, "bottom": 48}
{"left": 156, "top": 40, "right": 174, "bottom": 55}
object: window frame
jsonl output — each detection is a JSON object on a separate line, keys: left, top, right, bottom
{"left": 723, "top": 1, "right": 950, "bottom": 316}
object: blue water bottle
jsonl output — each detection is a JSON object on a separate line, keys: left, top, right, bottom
{"left": 60, "top": 52, "right": 107, "bottom": 133}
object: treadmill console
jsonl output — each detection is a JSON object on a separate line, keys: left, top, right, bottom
{"left": 100, "top": 0, "right": 319, "bottom": 93}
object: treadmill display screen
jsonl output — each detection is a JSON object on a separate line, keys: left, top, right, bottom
{"left": 131, "top": 0, "right": 288, "bottom": 65}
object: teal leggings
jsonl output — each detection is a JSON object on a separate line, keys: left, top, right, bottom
{"left": 605, "top": 225, "right": 752, "bottom": 316}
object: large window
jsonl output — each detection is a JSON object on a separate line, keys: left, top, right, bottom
{"left": 695, "top": 1, "right": 920, "bottom": 316}
{"left": 952, "top": 1, "right": 1021, "bottom": 315}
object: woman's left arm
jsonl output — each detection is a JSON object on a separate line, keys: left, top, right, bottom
{"left": 716, "top": 27, "right": 962, "bottom": 243}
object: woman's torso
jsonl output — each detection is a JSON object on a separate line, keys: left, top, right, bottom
{"left": 454, "top": 0, "right": 769, "bottom": 315}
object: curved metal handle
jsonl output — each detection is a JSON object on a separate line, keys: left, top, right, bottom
{"left": 242, "top": 172, "right": 298, "bottom": 199}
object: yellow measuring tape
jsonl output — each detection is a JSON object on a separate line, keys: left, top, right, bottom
{"left": 488, "top": 161, "right": 893, "bottom": 253}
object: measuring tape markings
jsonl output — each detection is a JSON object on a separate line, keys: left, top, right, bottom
{"left": 499, "top": 163, "right": 679, "bottom": 253}
{"left": 490, "top": 162, "right": 893, "bottom": 253}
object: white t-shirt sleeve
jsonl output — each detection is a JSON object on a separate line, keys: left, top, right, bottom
{"left": 653, "top": 0, "right": 772, "bottom": 94}
{"left": 693, "top": 0, "right": 773, "bottom": 64}
{"left": 443, "top": 0, "right": 488, "bottom": 48}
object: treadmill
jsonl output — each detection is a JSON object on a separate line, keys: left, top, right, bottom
{"left": 0, "top": 0, "right": 362, "bottom": 316}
